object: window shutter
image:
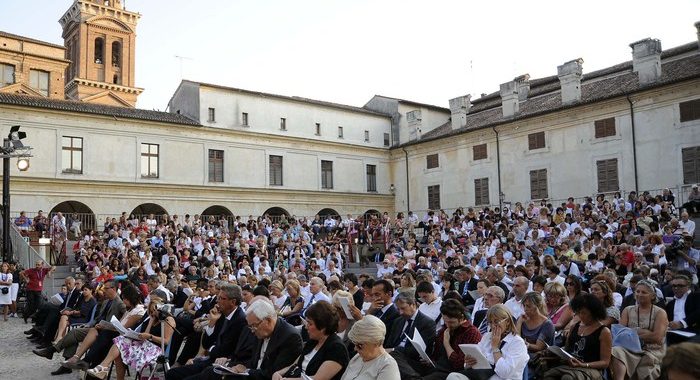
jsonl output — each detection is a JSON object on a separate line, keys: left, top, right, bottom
{"left": 597, "top": 159, "right": 619, "bottom": 192}
{"left": 530, "top": 169, "right": 548, "bottom": 199}
{"left": 680, "top": 99, "right": 700, "bottom": 122}
{"left": 682, "top": 147, "right": 700, "bottom": 184}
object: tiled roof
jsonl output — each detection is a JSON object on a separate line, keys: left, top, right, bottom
{"left": 188, "top": 80, "right": 391, "bottom": 118}
{"left": 417, "top": 43, "right": 700, "bottom": 144}
{"left": 0, "top": 93, "right": 201, "bottom": 126}
{"left": 0, "top": 31, "right": 65, "bottom": 50}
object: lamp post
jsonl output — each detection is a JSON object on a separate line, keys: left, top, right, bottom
{"left": 2, "top": 126, "right": 32, "bottom": 263}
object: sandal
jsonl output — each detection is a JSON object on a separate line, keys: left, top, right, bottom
{"left": 87, "top": 365, "right": 109, "bottom": 380}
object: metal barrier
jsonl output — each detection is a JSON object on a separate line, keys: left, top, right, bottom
{"left": 9, "top": 224, "right": 50, "bottom": 297}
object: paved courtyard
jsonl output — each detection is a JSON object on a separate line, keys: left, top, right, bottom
{"left": 0, "top": 316, "right": 77, "bottom": 380}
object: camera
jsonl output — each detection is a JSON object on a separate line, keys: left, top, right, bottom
{"left": 665, "top": 239, "right": 686, "bottom": 262}
{"left": 156, "top": 303, "right": 173, "bottom": 320}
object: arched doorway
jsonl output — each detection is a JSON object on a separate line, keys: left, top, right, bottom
{"left": 49, "top": 200, "right": 96, "bottom": 235}
{"left": 130, "top": 203, "right": 168, "bottom": 223}
{"left": 201, "top": 205, "right": 234, "bottom": 230}
{"left": 317, "top": 208, "right": 339, "bottom": 220}
{"left": 263, "top": 207, "right": 290, "bottom": 225}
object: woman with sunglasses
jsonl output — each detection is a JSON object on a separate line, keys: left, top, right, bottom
{"left": 447, "top": 304, "right": 528, "bottom": 380}
{"left": 340, "top": 315, "right": 400, "bottom": 380}
{"left": 564, "top": 275, "right": 584, "bottom": 301}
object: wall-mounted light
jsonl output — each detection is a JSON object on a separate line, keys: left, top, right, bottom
{"left": 389, "top": 183, "right": 395, "bottom": 194}
{"left": 17, "top": 158, "right": 29, "bottom": 171}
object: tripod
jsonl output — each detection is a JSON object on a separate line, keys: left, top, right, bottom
{"left": 142, "top": 312, "right": 178, "bottom": 380}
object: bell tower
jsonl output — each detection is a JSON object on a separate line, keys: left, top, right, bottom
{"left": 59, "top": 0, "right": 143, "bottom": 107}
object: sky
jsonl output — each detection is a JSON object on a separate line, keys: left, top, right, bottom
{"left": 2, "top": 0, "right": 699, "bottom": 111}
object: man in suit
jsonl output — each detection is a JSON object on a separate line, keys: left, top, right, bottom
{"left": 166, "top": 283, "right": 248, "bottom": 380}
{"left": 386, "top": 291, "right": 436, "bottom": 380}
{"left": 33, "top": 279, "right": 126, "bottom": 364}
{"left": 214, "top": 297, "right": 302, "bottom": 380}
{"left": 26, "top": 276, "right": 82, "bottom": 346}
{"left": 367, "top": 279, "right": 400, "bottom": 331}
{"left": 455, "top": 268, "right": 478, "bottom": 306}
{"left": 665, "top": 275, "right": 700, "bottom": 345}
{"left": 485, "top": 267, "right": 510, "bottom": 298}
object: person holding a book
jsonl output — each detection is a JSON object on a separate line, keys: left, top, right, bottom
{"left": 447, "top": 304, "right": 529, "bottom": 380}
{"left": 541, "top": 294, "right": 612, "bottom": 380}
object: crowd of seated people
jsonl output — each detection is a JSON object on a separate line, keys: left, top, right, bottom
{"left": 9, "top": 186, "right": 700, "bottom": 379}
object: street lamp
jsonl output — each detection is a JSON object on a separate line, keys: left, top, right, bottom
{"left": 2, "top": 126, "right": 32, "bottom": 262}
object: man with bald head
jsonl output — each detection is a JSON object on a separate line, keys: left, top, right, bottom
{"left": 504, "top": 276, "right": 530, "bottom": 319}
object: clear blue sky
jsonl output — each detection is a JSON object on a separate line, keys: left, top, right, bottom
{"left": 2, "top": 0, "right": 699, "bottom": 111}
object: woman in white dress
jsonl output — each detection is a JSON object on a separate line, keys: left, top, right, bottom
{"left": 0, "top": 262, "right": 13, "bottom": 321}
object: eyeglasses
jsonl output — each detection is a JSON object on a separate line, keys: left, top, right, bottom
{"left": 565, "top": 282, "right": 575, "bottom": 286}
{"left": 671, "top": 284, "right": 688, "bottom": 288}
{"left": 352, "top": 341, "right": 365, "bottom": 350}
{"left": 248, "top": 319, "right": 266, "bottom": 331}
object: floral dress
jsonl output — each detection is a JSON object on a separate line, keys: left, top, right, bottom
{"left": 113, "top": 320, "right": 163, "bottom": 372}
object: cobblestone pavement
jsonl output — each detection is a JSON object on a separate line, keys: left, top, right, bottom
{"left": 0, "top": 316, "right": 78, "bottom": 380}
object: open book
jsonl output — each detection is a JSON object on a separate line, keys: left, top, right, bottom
{"left": 404, "top": 330, "right": 434, "bottom": 367}
{"left": 212, "top": 364, "right": 249, "bottom": 376}
{"left": 458, "top": 344, "right": 492, "bottom": 369}
{"left": 338, "top": 297, "right": 354, "bottom": 320}
{"left": 110, "top": 316, "right": 142, "bottom": 340}
{"left": 546, "top": 343, "right": 575, "bottom": 360}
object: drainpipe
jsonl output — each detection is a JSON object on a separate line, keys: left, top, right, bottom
{"left": 402, "top": 147, "right": 410, "bottom": 212}
{"left": 626, "top": 95, "right": 639, "bottom": 192}
{"left": 492, "top": 127, "right": 503, "bottom": 211}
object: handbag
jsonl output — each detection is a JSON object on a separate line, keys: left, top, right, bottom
{"left": 282, "top": 364, "right": 303, "bottom": 378}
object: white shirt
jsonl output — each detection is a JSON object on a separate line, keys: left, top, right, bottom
{"left": 673, "top": 291, "right": 690, "bottom": 327}
{"left": 473, "top": 333, "right": 529, "bottom": 380}
{"left": 304, "top": 290, "right": 330, "bottom": 308}
{"left": 418, "top": 297, "right": 443, "bottom": 330}
{"left": 680, "top": 219, "right": 696, "bottom": 236}
{"left": 504, "top": 297, "right": 524, "bottom": 320}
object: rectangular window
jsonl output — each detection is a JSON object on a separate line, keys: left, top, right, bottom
{"left": 364, "top": 130, "right": 370, "bottom": 142}
{"left": 528, "top": 131, "right": 545, "bottom": 150}
{"left": 529, "top": 169, "right": 549, "bottom": 200}
{"left": 594, "top": 117, "right": 616, "bottom": 138}
{"left": 242, "top": 112, "right": 249, "bottom": 126}
{"left": 473, "top": 143, "right": 487, "bottom": 160}
{"left": 426, "top": 154, "right": 439, "bottom": 169}
{"left": 596, "top": 158, "right": 619, "bottom": 192}
{"left": 0, "top": 63, "right": 14, "bottom": 87}
{"left": 208, "top": 149, "right": 224, "bottom": 183}
{"left": 384, "top": 133, "right": 390, "bottom": 147}
{"left": 29, "top": 69, "right": 49, "bottom": 96}
{"left": 366, "top": 164, "right": 377, "bottom": 192}
{"left": 682, "top": 146, "right": 700, "bottom": 184}
{"left": 428, "top": 185, "right": 441, "bottom": 210}
{"left": 315, "top": 123, "right": 321, "bottom": 135}
{"left": 207, "top": 108, "right": 215, "bottom": 122}
{"left": 680, "top": 99, "right": 700, "bottom": 122}
{"left": 280, "top": 117, "right": 286, "bottom": 130}
{"left": 474, "top": 178, "right": 490, "bottom": 205}
{"left": 61, "top": 136, "right": 83, "bottom": 174}
{"left": 269, "top": 155, "right": 283, "bottom": 186}
{"left": 321, "top": 160, "right": 333, "bottom": 189}
{"left": 338, "top": 126, "right": 344, "bottom": 138}
{"left": 140, "top": 143, "right": 159, "bottom": 178}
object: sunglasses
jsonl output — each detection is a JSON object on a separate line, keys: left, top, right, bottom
{"left": 671, "top": 284, "right": 688, "bottom": 288}
{"left": 565, "top": 282, "right": 575, "bottom": 286}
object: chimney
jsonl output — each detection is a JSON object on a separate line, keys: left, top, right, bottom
{"left": 557, "top": 58, "right": 583, "bottom": 105}
{"left": 515, "top": 74, "right": 531, "bottom": 101}
{"left": 500, "top": 81, "right": 519, "bottom": 118}
{"left": 695, "top": 21, "right": 700, "bottom": 49}
{"left": 449, "top": 95, "right": 471, "bottom": 130}
{"left": 630, "top": 38, "right": 662, "bottom": 85}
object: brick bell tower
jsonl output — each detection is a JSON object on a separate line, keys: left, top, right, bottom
{"left": 59, "top": 0, "right": 143, "bottom": 107}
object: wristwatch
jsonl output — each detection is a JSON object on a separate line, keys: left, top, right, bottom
{"left": 493, "top": 348, "right": 501, "bottom": 354}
